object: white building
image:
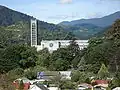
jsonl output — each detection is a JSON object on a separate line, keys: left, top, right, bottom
{"left": 31, "top": 19, "right": 37, "bottom": 46}
{"left": 31, "top": 19, "right": 89, "bottom": 52}
{"left": 59, "top": 71, "right": 71, "bottom": 80}
{"left": 29, "top": 83, "right": 48, "bottom": 90}
{"left": 35, "top": 40, "right": 88, "bottom": 52}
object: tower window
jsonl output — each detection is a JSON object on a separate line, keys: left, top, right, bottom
{"left": 49, "top": 43, "right": 53, "bottom": 47}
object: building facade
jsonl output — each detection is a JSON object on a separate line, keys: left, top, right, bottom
{"left": 36, "top": 40, "right": 88, "bottom": 52}
{"left": 30, "top": 19, "right": 89, "bottom": 52}
{"left": 31, "top": 19, "right": 37, "bottom": 46}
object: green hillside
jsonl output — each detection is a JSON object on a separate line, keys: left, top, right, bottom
{"left": 0, "top": 5, "right": 76, "bottom": 45}
{"left": 59, "top": 11, "right": 120, "bottom": 39}
{"left": 78, "top": 19, "right": 120, "bottom": 73}
{"left": 59, "top": 11, "right": 120, "bottom": 27}
{"left": 0, "top": 21, "right": 75, "bottom": 45}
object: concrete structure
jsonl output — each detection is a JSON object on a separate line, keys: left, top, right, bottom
{"left": 78, "top": 83, "right": 93, "bottom": 90}
{"left": 30, "top": 19, "right": 89, "bottom": 52}
{"left": 37, "top": 71, "right": 71, "bottom": 80}
{"left": 36, "top": 40, "right": 88, "bottom": 52}
{"left": 48, "top": 87, "right": 59, "bottom": 90}
{"left": 113, "top": 87, "right": 120, "bottom": 90}
{"left": 59, "top": 71, "right": 71, "bottom": 80}
{"left": 31, "top": 19, "right": 37, "bottom": 46}
{"left": 30, "top": 83, "right": 48, "bottom": 90}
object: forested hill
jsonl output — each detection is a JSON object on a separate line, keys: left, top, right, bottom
{"left": 58, "top": 11, "right": 120, "bottom": 39}
{"left": 0, "top": 5, "right": 76, "bottom": 45}
{"left": 0, "top": 5, "right": 63, "bottom": 31}
{"left": 0, "top": 5, "right": 32, "bottom": 26}
{"left": 59, "top": 11, "right": 120, "bottom": 27}
{"left": 1, "top": 5, "right": 119, "bottom": 41}
{"left": 79, "top": 19, "right": 120, "bottom": 73}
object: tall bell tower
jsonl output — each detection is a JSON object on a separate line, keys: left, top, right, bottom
{"left": 31, "top": 19, "right": 37, "bottom": 46}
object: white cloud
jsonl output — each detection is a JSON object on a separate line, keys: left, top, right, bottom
{"left": 60, "top": 0, "right": 72, "bottom": 4}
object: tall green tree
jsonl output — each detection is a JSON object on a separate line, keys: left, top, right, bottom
{"left": 18, "top": 80, "right": 24, "bottom": 90}
{"left": 97, "top": 63, "right": 109, "bottom": 79}
{"left": 36, "top": 48, "right": 50, "bottom": 67}
{"left": 109, "top": 72, "right": 120, "bottom": 89}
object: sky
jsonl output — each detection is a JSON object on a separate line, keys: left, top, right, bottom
{"left": 0, "top": 0, "right": 120, "bottom": 24}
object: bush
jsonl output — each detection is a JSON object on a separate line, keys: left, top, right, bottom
{"left": 24, "top": 66, "right": 47, "bottom": 80}
{"left": 24, "top": 69, "right": 36, "bottom": 80}
{"left": 60, "top": 80, "right": 76, "bottom": 89}
{"left": 0, "top": 74, "right": 15, "bottom": 90}
{"left": 18, "top": 80, "right": 24, "bottom": 90}
{"left": 8, "top": 68, "right": 24, "bottom": 75}
{"left": 33, "top": 65, "right": 47, "bottom": 73}
{"left": 71, "top": 70, "right": 93, "bottom": 83}
{"left": 7, "top": 68, "right": 24, "bottom": 80}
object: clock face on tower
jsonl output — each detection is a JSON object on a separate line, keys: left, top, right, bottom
{"left": 49, "top": 43, "right": 53, "bottom": 47}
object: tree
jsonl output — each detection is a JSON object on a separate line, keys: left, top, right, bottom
{"left": 109, "top": 72, "right": 120, "bottom": 89}
{"left": 18, "top": 80, "right": 24, "bottom": 90}
{"left": 50, "top": 73, "right": 62, "bottom": 90}
{"left": 36, "top": 48, "right": 50, "bottom": 67}
{"left": 109, "top": 46, "right": 120, "bottom": 72}
{"left": 33, "top": 65, "right": 47, "bottom": 73}
{"left": 19, "top": 46, "right": 37, "bottom": 68}
{"left": 97, "top": 63, "right": 109, "bottom": 79}
{"left": 71, "top": 70, "right": 90, "bottom": 83}
{"left": 72, "top": 48, "right": 87, "bottom": 69}
{"left": 24, "top": 68, "right": 36, "bottom": 80}
{"left": 49, "top": 48, "right": 71, "bottom": 70}
{"left": 0, "top": 44, "right": 38, "bottom": 72}
{"left": 83, "top": 38, "right": 113, "bottom": 73}
{"left": 7, "top": 68, "right": 24, "bottom": 81}
{"left": 49, "top": 40, "right": 81, "bottom": 71}
{"left": 0, "top": 74, "right": 15, "bottom": 90}
{"left": 0, "top": 28, "right": 14, "bottom": 48}
{"left": 60, "top": 80, "right": 76, "bottom": 89}
{"left": 105, "top": 19, "right": 120, "bottom": 40}
{"left": 54, "top": 59, "right": 70, "bottom": 71}
{"left": 71, "top": 70, "right": 81, "bottom": 82}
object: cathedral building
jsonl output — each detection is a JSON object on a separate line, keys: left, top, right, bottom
{"left": 31, "top": 19, "right": 89, "bottom": 52}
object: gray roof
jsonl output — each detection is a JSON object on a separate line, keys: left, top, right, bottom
{"left": 36, "top": 83, "right": 49, "bottom": 90}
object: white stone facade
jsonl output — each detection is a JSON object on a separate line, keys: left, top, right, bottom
{"left": 30, "top": 19, "right": 89, "bottom": 52}
{"left": 31, "top": 19, "right": 37, "bottom": 46}
{"left": 35, "top": 40, "right": 88, "bottom": 52}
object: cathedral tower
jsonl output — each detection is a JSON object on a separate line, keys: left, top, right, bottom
{"left": 31, "top": 19, "right": 37, "bottom": 46}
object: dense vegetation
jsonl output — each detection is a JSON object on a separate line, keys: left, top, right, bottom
{"left": 59, "top": 11, "right": 120, "bottom": 27}
{"left": 0, "top": 19, "right": 120, "bottom": 90}
{"left": 0, "top": 5, "right": 77, "bottom": 46}
{"left": 0, "top": 5, "right": 120, "bottom": 90}
{"left": 59, "top": 23, "right": 104, "bottom": 39}
{"left": 59, "top": 11, "right": 120, "bottom": 39}
{"left": 1, "top": 5, "right": 120, "bottom": 40}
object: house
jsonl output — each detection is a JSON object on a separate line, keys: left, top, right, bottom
{"left": 13, "top": 77, "right": 31, "bottom": 90}
{"left": 92, "top": 80, "right": 108, "bottom": 90}
{"left": 113, "top": 87, "right": 120, "bottom": 90}
{"left": 31, "top": 18, "right": 88, "bottom": 53}
{"left": 37, "top": 71, "right": 72, "bottom": 81}
{"left": 36, "top": 40, "right": 88, "bottom": 52}
{"left": 48, "top": 87, "right": 59, "bottom": 90}
{"left": 37, "top": 71, "right": 59, "bottom": 80}
{"left": 29, "top": 83, "right": 49, "bottom": 90}
{"left": 59, "top": 71, "right": 71, "bottom": 80}
{"left": 78, "top": 83, "right": 93, "bottom": 90}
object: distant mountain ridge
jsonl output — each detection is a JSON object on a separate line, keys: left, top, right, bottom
{"left": 59, "top": 11, "right": 120, "bottom": 27}
{"left": 0, "top": 5, "right": 119, "bottom": 40}
{"left": 58, "top": 11, "right": 120, "bottom": 39}
{"left": 0, "top": 5, "right": 63, "bottom": 31}
{"left": 0, "top": 5, "right": 76, "bottom": 45}
{"left": 0, "top": 5, "right": 32, "bottom": 26}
